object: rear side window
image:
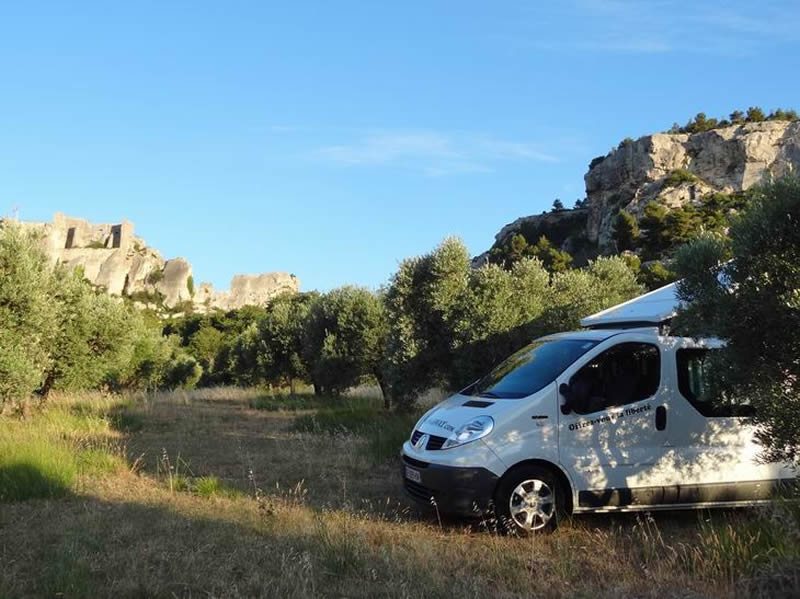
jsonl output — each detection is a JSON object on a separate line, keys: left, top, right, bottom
{"left": 569, "top": 342, "right": 660, "bottom": 415}
{"left": 676, "top": 349, "right": 754, "bottom": 417}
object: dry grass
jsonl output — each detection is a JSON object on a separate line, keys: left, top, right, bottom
{"left": 1, "top": 388, "right": 798, "bottom": 598}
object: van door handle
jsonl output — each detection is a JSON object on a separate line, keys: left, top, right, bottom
{"left": 655, "top": 406, "right": 667, "bottom": 431}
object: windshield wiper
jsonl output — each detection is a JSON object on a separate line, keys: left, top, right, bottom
{"left": 478, "top": 391, "right": 501, "bottom": 398}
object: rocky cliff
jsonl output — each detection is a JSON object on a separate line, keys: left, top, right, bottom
{"left": 7, "top": 213, "right": 300, "bottom": 311}
{"left": 482, "top": 120, "right": 800, "bottom": 258}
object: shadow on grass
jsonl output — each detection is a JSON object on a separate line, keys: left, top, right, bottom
{"left": 0, "top": 462, "right": 73, "bottom": 502}
{"left": 3, "top": 487, "right": 799, "bottom": 599}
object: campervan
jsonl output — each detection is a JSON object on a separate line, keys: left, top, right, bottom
{"left": 401, "top": 283, "right": 797, "bottom": 533}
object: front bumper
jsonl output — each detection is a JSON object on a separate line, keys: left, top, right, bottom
{"left": 401, "top": 453, "right": 499, "bottom": 517}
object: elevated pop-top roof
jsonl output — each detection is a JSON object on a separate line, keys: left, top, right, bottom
{"left": 581, "top": 282, "right": 681, "bottom": 329}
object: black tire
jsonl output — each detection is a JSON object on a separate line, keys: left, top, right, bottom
{"left": 494, "top": 465, "right": 566, "bottom": 535}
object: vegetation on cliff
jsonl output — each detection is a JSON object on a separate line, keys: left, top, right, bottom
{"left": 668, "top": 106, "right": 799, "bottom": 135}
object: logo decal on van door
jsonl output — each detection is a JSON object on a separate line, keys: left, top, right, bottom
{"left": 568, "top": 404, "right": 651, "bottom": 431}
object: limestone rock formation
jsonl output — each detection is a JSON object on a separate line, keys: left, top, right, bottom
{"left": 585, "top": 120, "right": 800, "bottom": 248}
{"left": 4, "top": 213, "right": 300, "bottom": 311}
{"left": 197, "top": 273, "right": 300, "bottom": 311}
{"left": 482, "top": 120, "right": 800, "bottom": 258}
{"left": 157, "top": 258, "right": 193, "bottom": 307}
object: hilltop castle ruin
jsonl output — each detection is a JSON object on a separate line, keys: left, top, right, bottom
{"left": 5, "top": 212, "right": 299, "bottom": 312}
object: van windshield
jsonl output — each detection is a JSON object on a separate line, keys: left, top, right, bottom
{"left": 468, "top": 338, "right": 600, "bottom": 399}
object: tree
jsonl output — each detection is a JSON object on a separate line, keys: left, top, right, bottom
{"left": 40, "top": 267, "right": 134, "bottom": 395}
{"left": 639, "top": 261, "right": 677, "bottom": 290}
{"left": 640, "top": 201, "right": 670, "bottom": 259}
{"left": 613, "top": 210, "right": 640, "bottom": 251}
{"left": 673, "top": 177, "right": 800, "bottom": 463}
{"left": 384, "top": 237, "right": 643, "bottom": 409}
{"left": 541, "top": 257, "right": 643, "bottom": 333}
{"left": 188, "top": 325, "right": 225, "bottom": 375}
{"left": 552, "top": 199, "right": 565, "bottom": 211}
{"left": 746, "top": 106, "right": 766, "bottom": 122}
{"left": 384, "top": 237, "right": 471, "bottom": 407}
{"left": 0, "top": 225, "right": 57, "bottom": 410}
{"left": 729, "top": 110, "right": 745, "bottom": 124}
{"left": 530, "top": 236, "right": 573, "bottom": 273}
{"left": 303, "top": 286, "right": 388, "bottom": 401}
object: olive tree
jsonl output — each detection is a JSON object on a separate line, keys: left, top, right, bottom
{"left": 0, "top": 225, "right": 56, "bottom": 410}
{"left": 674, "top": 176, "right": 800, "bottom": 463}
{"left": 303, "top": 286, "right": 388, "bottom": 400}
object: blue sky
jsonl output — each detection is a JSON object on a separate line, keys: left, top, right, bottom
{"left": 2, "top": 1, "right": 799, "bottom": 292}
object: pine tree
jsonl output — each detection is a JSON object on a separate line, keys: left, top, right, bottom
{"left": 613, "top": 210, "right": 641, "bottom": 251}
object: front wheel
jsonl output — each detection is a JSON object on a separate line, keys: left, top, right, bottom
{"left": 494, "top": 466, "right": 565, "bottom": 534}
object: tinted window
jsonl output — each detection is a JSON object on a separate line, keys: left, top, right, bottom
{"left": 568, "top": 342, "right": 660, "bottom": 415}
{"left": 676, "top": 349, "right": 754, "bottom": 417}
{"left": 469, "top": 338, "right": 600, "bottom": 399}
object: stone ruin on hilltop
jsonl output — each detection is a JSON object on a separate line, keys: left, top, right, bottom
{"left": 2, "top": 212, "right": 300, "bottom": 312}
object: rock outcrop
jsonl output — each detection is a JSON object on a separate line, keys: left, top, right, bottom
{"left": 585, "top": 120, "right": 800, "bottom": 248}
{"left": 5, "top": 213, "right": 300, "bottom": 311}
{"left": 483, "top": 120, "right": 800, "bottom": 257}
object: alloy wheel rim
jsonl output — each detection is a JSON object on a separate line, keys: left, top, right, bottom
{"left": 509, "top": 478, "right": 555, "bottom": 531}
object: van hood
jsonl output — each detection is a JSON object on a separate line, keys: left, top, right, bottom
{"left": 415, "top": 393, "right": 509, "bottom": 437}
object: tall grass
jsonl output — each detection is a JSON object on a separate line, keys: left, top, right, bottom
{"left": 0, "top": 392, "right": 130, "bottom": 501}
{"left": 0, "top": 432, "right": 77, "bottom": 500}
{"left": 293, "top": 400, "right": 420, "bottom": 463}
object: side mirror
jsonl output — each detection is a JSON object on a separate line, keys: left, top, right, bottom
{"left": 559, "top": 383, "right": 572, "bottom": 415}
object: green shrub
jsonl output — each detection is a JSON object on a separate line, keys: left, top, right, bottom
{"left": 639, "top": 261, "right": 677, "bottom": 290}
{"left": 186, "top": 276, "right": 195, "bottom": 297}
{"left": 192, "top": 475, "right": 242, "bottom": 498}
{"left": 162, "top": 354, "right": 202, "bottom": 390}
{"left": 84, "top": 240, "right": 106, "bottom": 249}
{"left": 146, "top": 269, "right": 164, "bottom": 285}
{"left": 664, "top": 168, "right": 697, "bottom": 188}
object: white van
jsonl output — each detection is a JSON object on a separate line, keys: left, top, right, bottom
{"left": 401, "top": 284, "right": 797, "bottom": 533}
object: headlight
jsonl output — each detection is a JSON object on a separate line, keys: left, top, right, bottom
{"left": 442, "top": 416, "right": 494, "bottom": 449}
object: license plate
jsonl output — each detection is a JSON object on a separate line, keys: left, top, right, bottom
{"left": 405, "top": 466, "right": 422, "bottom": 483}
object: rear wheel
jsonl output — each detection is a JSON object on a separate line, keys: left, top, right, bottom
{"left": 495, "top": 465, "right": 565, "bottom": 534}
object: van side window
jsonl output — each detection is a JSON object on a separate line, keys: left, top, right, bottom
{"left": 569, "top": 343, "right": 660, "bottom": 415}
{"left": 676, "top": 349, "right": 755, "bottom": 417}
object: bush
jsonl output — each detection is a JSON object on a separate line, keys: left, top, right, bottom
{"left": 162, "top": 353, "right": 202, "bottom": 390}
{"left": 663, "top": 168, "right": 697, "bottom": 188}
{"left": 146, "top": 269, "right": 164, "bottom": 285}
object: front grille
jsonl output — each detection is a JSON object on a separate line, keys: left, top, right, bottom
{"left": 404, "top": 478, "right": 435, "bottom": 503}
{"left": 402, "top": 455, "right": 429, "bottom": 469}
{"left": 410, "top": 429, "right": 448, "bottom": 450}
{"left": 426, "top": 435, "right": 447, "bottom": 450}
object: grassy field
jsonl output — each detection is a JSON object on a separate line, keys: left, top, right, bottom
{"left": 1, "top": 389, "right": 799, "bottom": 598}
